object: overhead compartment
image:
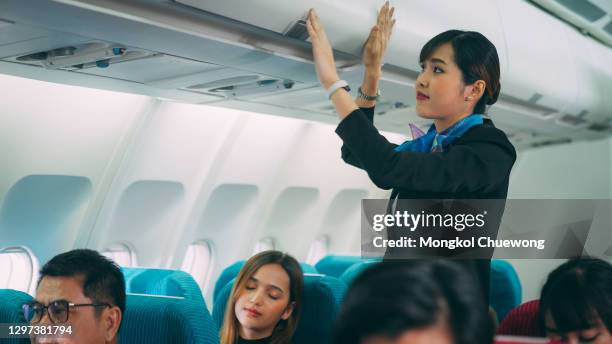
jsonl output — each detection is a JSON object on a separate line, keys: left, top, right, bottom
{"left": 496, "top": 0, "right": 577, "bottom": 116}
{"left": 0, "top": 0, "right": 323, "bottom": 91}
{"left": 174, "top": 0, "right": 508, "bottom": 130}
{"left": 0, "top": 0, "right": 609, "bottom": 146}
{"left": 175, "top": 0, "right": 508, "bottom": 75}
{"left": 563, "top": 27, "right": 612, "bottom": 127}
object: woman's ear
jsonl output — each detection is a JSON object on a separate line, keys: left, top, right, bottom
{"left": 465, "top": 80, "right": 486, "bottom": 101}
{"left": 281, "top": 302, "right": 295, "bottom": 320}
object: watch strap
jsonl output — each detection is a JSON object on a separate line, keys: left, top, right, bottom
{"left": 357, "top": 86, "right": 380, "bottom": 101}
{"left": 327, "top": 80, "right": 351, "bottom": 99}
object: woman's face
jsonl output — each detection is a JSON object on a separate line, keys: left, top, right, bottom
{"left": 545, "top": 312, "right": 612, "bottom": 344}
{"left": 415, "top": 43, "right": 476, "bottom": 122}
{"left": 234, "top": 263, "right": 294, "bottom": 340}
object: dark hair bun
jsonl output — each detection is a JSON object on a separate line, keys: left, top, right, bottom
{"left": 486, "top": 83, "right": 500, "bottom": 106}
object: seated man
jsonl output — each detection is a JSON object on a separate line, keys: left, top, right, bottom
{"left": 23, "top": 249, "right": 125, "bottom": 343}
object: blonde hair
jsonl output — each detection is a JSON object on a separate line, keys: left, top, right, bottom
{"left": 220, "top": 251, "right": 303, "bottom": 344}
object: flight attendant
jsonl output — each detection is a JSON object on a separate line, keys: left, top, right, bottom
{"left": 305, "top": 3, "right": 516, "bottom": 302}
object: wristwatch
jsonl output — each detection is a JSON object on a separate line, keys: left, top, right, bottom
{"left": 357, "top": 86, "right": 381, "bottom": 101}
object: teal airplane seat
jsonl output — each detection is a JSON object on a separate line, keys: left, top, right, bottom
{"left": 0, "top": 289, "right": 32, "bottom": 344}
{"left": 120, "top": 293, "right": 219, "bottom": 344}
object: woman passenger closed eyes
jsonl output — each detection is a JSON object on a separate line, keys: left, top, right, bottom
{"left": 220, "top": 250, "right": 304, "bottom": 344}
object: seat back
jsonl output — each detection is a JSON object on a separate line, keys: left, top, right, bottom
{"left": 497, "top": 300, "right": 540, "bottom": 337}
{"left": 122, "top": 268, "right": 208, "bottom": 312}
{"left": 123, "top": 268, "right": 202, "bottom": 299}
{"left": 340, "top": 259, "right": 522, "bottom": 321}
{"left": 213, "top": 261, "right": 245, "bottom": 303}
{"left": 0, "top": 289, "right": 32, "bottom": 344}
{"left": 213, "top": 274, "right": 346, "bottom": 344}
{"left": 315, "top": 255, "right": 364, "bottom": 278}
{"left": 121, "top": 293, "right": 219, "bottom": 344}
{"left": 338, "top": 260, "right": 381, "bottom": 287}
{"left": 293, "top": 274, "right": 346, "bottom": 344}
{"left": 299, "top": 263, "right": 318, "bottom": 274}
{"left": 489, "top": 259, "right": 522, "bottom": 321}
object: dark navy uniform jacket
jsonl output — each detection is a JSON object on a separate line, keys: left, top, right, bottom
{"left": 336, "top": 106, "right": 517, "bottom": 304}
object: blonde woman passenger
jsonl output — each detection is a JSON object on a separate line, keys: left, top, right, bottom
{"left": 220, "top": 251, "right": 304, "bottom": 344}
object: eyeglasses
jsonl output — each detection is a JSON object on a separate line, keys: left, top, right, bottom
{"left": 22, "top": 300, "right": 111, "bottom": 324}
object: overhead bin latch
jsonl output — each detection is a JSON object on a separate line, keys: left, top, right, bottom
{"left": 284, "top": 17, "right": 309, "bottom": 41}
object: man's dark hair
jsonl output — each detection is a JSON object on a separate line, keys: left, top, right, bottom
{"left": 333, "top": 260, "right": 493, "bottom": 344}
{"left": 38, "top": 249, "right": 126, "bottom": 318}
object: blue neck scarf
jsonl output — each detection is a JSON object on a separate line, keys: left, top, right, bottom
{"left": 394, "top": 114, "right": 484, "bottom": 153}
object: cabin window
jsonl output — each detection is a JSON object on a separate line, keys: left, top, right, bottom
{"left": 253, "top": 237, "right": 276, "bottom": 254}
{"left": 305, "top": 235, "right": 330, "bottom": 265}
{"left": 180, "top": 240, "right": 214, "bottom": 293}
{"left": 101, "top": 243, "right": 138, "bottom": 267}
{"left": 0, "top": 246, "right": 40, "bottom": 295}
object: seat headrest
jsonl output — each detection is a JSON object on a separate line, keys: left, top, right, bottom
{"left": 496, "top": 300, "right": 540, "bottom": 337}
{"left": 122, "top": 267, "right": 207, "bottom": 310}
{"left": 121, "top": 293, "right": 219, "bottom": 344}
{"left": 213, "top": 261, "right": 245, "bottom": 302}
{"left": 489, "top": 259, "right": 522, "bottom": 321}
{"left": 338, "top": 260, "right": 381, "bottom": 287}
{"left": 315, "top": 255, "right": 365, "bottom": 278}
{"left": 0, "top": 289, "right": 33, "bottom": 344}
{"left": 293, "top": 275, "right": 346, "bottom": 344}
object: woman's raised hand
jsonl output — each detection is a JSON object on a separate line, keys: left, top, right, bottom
{"left": 306, "top": 8, "right": 340, "bottom": 89}
{"left": 362, "top": 2, "right": 396, "bottom": 71}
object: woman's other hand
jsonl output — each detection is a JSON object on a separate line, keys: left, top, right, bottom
{"left": 362, "top": 1, "right": 396, "bottom": 74}
{"left": 306, "top": 8, "right": 340, "bottom": 89}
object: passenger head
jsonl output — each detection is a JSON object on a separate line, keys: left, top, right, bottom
{"left": 539, "top": 257, "right": 612, "bottom": 344}
{"left": 416, "top": 30, "right": 500, "bottom": 125}
{"left": 220, "top": 250, "right": 304, "bottom": 344}
{"left": 334, "top": 260, "right": 492, "bottom": 344}
{"left": 27, "top": 249, "right": 125, "bottom": 344}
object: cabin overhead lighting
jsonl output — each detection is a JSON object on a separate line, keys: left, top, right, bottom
{"left": 188, "top": 75, "right": 261, "bottom": 90}
{"left": 556, "top": 113, "right": 590, "bottom": 128}
{"left": 17, "top": 42, "right": 126, "bottom": 70}
{"left": 495, "top": 93, "right": 558, "bottom": 120}
{"left": 554, "top": 0, "right": 606, "bottom": 22}
{"left": 603, "top": 19, "right": 612, "bottom": 35}
{"left": 531, "top": 0, "right": 612, "bottom": 47}
{"left": 0, "top": 18, "right": 13, "bottom": 30}
{"left": 201, "top": 78, "right": 295, "bottom": 97}
{"left": 531, "top": 137, "right": 572, "bottom": 147}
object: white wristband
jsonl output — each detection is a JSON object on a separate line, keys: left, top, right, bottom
{"left": 327, "top": 80, "right": 350, "bottom": 99}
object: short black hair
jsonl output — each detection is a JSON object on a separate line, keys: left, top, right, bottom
{"left": 333, "top": 260, "right": 492, "bottom": 344}
{"left": 539, "top": 257, "right": 612, "bottom": 335}
{"left": 38, "top": 249, "right": 126, "bottom": 318}
{"left": 420, "top": 30, "right": 501, "bottom": 115}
